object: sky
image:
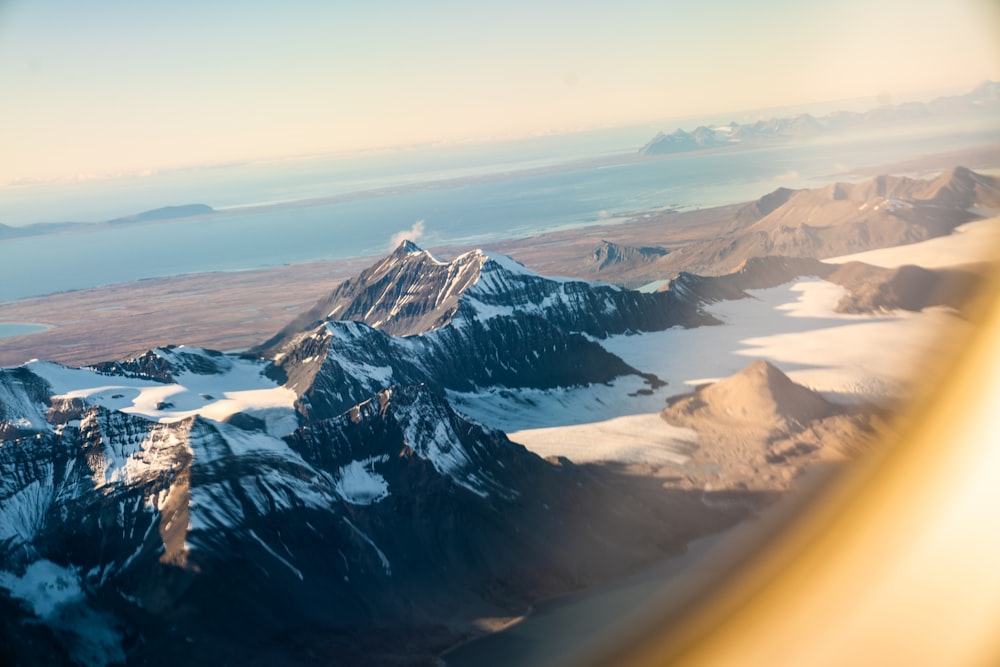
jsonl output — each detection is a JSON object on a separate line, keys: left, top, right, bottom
{"left": 1, "top": 0, "right": 998, "bottom": 185}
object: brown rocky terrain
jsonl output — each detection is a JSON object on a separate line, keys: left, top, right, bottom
{"left": 659, "top": 360, "right": 885, "bottom": 491}
{"left": 662, "top": 255, "right": 987, "bottom": 316}
{"left": 646, "top": 166, "right": 1000, "bottom": 277}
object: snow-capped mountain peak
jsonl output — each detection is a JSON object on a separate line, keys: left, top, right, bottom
{"left": 260, "top": 240, "right": 708, "bottom": 349}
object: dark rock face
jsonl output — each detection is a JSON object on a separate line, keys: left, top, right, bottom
{"left": 267, "top": 241, "right": 483, "bottom": 340}
{"left": 277, "top": 316, "right": 650, "bottom": 423}
{"left": 0, "top": 367, "right": 53, "bottom": 440}
{"left": 664, "top": 256, "right": 831, "bottom": 304}
{"left": 588, "top": 240, "right": 668, "bottom": 272}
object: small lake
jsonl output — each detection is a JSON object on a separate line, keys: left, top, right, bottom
{"left": 0, "top": 323, "right": 50, "bottom": 339}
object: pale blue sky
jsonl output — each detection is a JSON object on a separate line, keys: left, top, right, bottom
{"left": 1, "top": 0, "right": 997, "bottom": 184}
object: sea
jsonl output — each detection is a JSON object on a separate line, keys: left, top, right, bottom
{"left": 1, "top": 109, "right": 996, "bottom": 305}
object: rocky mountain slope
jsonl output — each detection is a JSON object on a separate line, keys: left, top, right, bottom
{"left": 256, "top": 242, "right": 716, "bottom": 421}
{"left": 643, "top": 166, "right": 1000, "bottom": 277}
{"left": 0, "top": 244, "right": 737, "bottom": 666}
{"left": 661, "top": 360, "right": 882, "bottom": 485}
{"left": 262, "top": 240, "right": 707, "bottom": 341}
{"left": 663, "top": 255, "right": 982, "bottom": 315}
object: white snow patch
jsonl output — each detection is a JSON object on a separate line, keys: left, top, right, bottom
{"left": 463, "top": 258, "right": 972, "bottom": 462}
{"left": 323, "top": 323, "right": 395, "bottom": 387}
{"left": 776, "top": 280, "right": 864, "bottom": 319}
{"left": 0, "top": 560, "right": 124, "bottom": 666}
{"left": 603, "top": 281, "right": 966, "bottom": 405}
{"left": 334, "top": 456, "right": 390, "bottom": 505}
{"left": 396, "top": 407, "right": 493, "bottom": 497}
{"left": 486, "top": 252, "right": 615, "bottom": 286}
{"left": 0, "top": 559, "right": 83, "bottom": 618}
{"left": 733, "top": 306, "right": 964, "bottom": 400}
{"left": 24, "top": 352, "right": 299, "bottom": 436}
{"left": 187, "top": 483, "right": 246, "bottom": 531}
{"left": 202, "top": 421, "right": 301, "bottom": 464}
{"left": 449, "top": 374, "right": 666, "bottom": 432}
{"left": 826, "top": 216, "right": 1000, "bottom": 268}
{"left": 637, "top": 279, "right": 669, "bottom": 293}
{"left": 511, "top": 413, "right": 696, "bottom": 465}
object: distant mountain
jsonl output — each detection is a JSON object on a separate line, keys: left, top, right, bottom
{"left": 0, "top": 204, "right": 215, "bottom": 241}
{"left": 664, "top": 254, "right": 981, "bottom": 316}
{"left": 824, "top": 262, "right": 982, "bottom": 314}
{"left": 660, "top": 360, "right": 880, "bottom": 472}
{"left": 647, "top": 167, "right": 1000, "bottom": 276}
{"left": 107, "top": 203, "right": 214, "bottom": 224}
{"left": 640, "top": 81, "right": 1000, "bottom": 156}
{"left": 587, "top": 239, "right": 668, "bottom": 273}
{"left": 639, "top": 127, "right": 725, "bottom": 154}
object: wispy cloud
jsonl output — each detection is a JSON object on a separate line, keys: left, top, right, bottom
{"left": 388, "top": 219, "right": 426, "bottom": 250}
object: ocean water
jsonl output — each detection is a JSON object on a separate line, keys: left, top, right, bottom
{"left": 1, "top": 114, "right": 996, "bottom": 304}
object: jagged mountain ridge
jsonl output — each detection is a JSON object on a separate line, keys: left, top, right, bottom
{"left": 275, "top": 317, "right": 651, "bottom": 422}
{"left": 261, "top": 240, "right": 708, "bottom": 343}
{"left": 643, "top": 166, "right": 999, "bottom": 276}
{"left": 255, "top": 241, "right": 711, "bottom": 420}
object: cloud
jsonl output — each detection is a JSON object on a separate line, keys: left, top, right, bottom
{"left": 774, "top": 169, "right": 801, "bottom": 182}
{"left": 388, "top": 219, "right": 426, "bottom": 250}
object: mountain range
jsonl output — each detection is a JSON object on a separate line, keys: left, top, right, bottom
{"left": 0, "top": 204, "right": 216, "bottom": 241}
{"left": 0, "top": 244, "right": 757, "bottom": 665}
{"left": 639, "top": 80, "right": 1000, "bottom": 156}
{"left": 577, "top": 166, "right": 1000, "bottom": 284}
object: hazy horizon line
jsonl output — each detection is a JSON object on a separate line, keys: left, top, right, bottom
{"left": 4, "top": 80, "right": 987, "bottom": 193}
